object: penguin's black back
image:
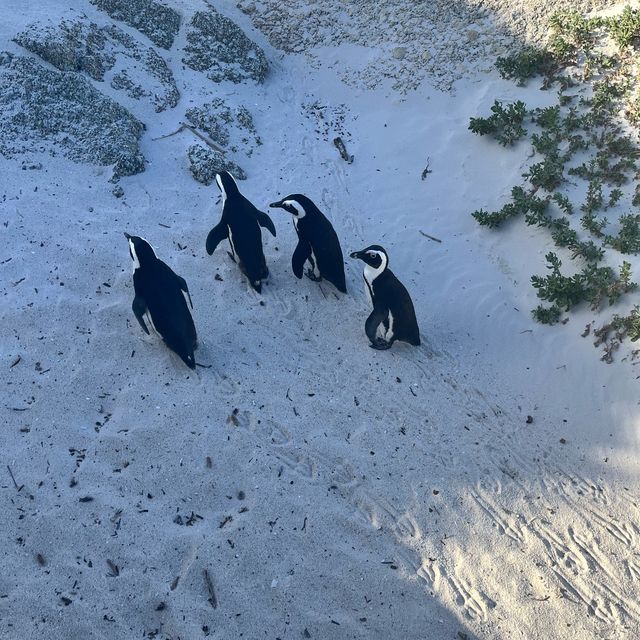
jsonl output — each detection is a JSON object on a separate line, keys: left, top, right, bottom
{"left": 134, "top": 260, "right": 197, "bottom": 363}
{"left": 223, "top": 195, "right": 268, "bottom": 281}
{"left": 297, "top": 209, "right": 346, "bottom": 293}
{"left": 370, "top": 270, "right": 420, "bottom": 345}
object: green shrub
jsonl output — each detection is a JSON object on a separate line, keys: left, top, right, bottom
{"left": 468, "top": 100, "right": 528, "bottom": 146}
{"left": 605, "top": 214, "right": 640, "bottom": 253}
{"left": 531, "top": 252, "right": 586, "bottom": 310}
{"left": 495, "top": 47, "right": 556, "bottom": 85}
{"left": 607, "top": 6, "right": 640, "bottom": 49}
{"left": 532, "top": 304, "right": 563, "bottom": 324}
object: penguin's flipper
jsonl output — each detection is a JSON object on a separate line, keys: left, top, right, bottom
{"left": 365, "top": 306, "right": 388, "bottom": 346}
{"left": 176, "top": 275, "right": 194, "bottom": 309}
{"left": 256, "top": 210, "right": 277, "bottom": 237}
{"left": 205, "top": 222, "right": 228, "bottom": 255}
{"left": 292, "top": 239, "right": 312, "bottom": 279}
{"left": 132, "top": 295, "right": 150, "bottom": 335}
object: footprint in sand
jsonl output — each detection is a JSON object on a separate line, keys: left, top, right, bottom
{"left": 446, "top": 570, "right": 493, "bottom": 622}
{"left": 273, "top": 449, "right": 316, "bottom": 480}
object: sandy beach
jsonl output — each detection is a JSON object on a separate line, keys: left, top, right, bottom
{"left": 2, "top": 1, "right": 640, "bottom": 638}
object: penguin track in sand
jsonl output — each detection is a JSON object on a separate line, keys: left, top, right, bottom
{"left": 446, "top": 570, "right": 495, "bottom": 622}
{"left": 200, "top": 320, "right": 640, "bottom": 634}
{"left": 231, "top": 409, "right": 432, "bottom": 583}
{"left": 470, "top": 491, "right": 527, "bottom": 544}
{"left": 468, "top": 445, "right": 640, "bottom": 628}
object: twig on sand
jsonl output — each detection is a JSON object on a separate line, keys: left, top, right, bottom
{"left": 333, "top": 137, "right": 354, "bottom": 163}
{"left": 203, "top": 569, "right": 218, "bottom": 609}
{"left": 196, "top": 361, "right": 212, "bottom": 369}
{"left": 421, "top": 157, "right": 432, "bottom": 180}
{"left": 7, "top": 465, "right": 23, "bottom": 492}
{"left": 152, "top": 123, "right": 226, "bottom": 154}
{"left": 10, "top": 355, "right": 21, "bottom": 368}
{"left": 419, "top": 230, "right": 442, "bottom": 243}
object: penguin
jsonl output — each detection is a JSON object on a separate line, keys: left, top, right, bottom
{"left": 125, "top": 233, "right": 198, "bottom": 369}
{"left": 350, "top": 245, "right": 420, "bottom": 350}
{"left": 269, "top": 194, "right": 347, "bottom": 293}
{"left": 205, "top": 171, "right": 276, "bottom": 293}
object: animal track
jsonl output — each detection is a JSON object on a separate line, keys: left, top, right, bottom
{"left": 555, "top": 470, "right": 610, "bottom": 507}
{"left": 625, "top": 558, "right": 640, "bottom": 582}
{"left": 446, "top": 570, "right": 492, "bottom": 621}
{"left": 552, "top": 569, "right": 619, "bottom": 624}
{"left": 531, "top": 519, "right": 587, "bottom": 574}
{"left": 416, "top": 559, "right": 441, "bottom": 590}
{"left": 273, "top": 449, "right": 316, "bottom": 480}
{"left": 471, "top": 491, "right": 527, "bottom": 544}
{"left": 590, "top": 510, "right": 638, "bottom": 548}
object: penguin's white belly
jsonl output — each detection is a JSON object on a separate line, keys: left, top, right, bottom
{"left": 381, "top": 310, "right": 395, "bottom": 340}
{"left": 307, "top": 249, "right": 321, "bottom": 278}
{"left": 227, "top": 226, "right": 238, "bottom": 260}
{"left": 144, "top": 310, "right": 161, "bottom": 338}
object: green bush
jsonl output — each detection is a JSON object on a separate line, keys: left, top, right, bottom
{"left": 468, "top": 100, "right": 528, "bottom": 146}
{"left": 495, "top": 47, "right": 556, "bottom": 85}
{"left": 605, "top": 214, "right": 640, "bottom": 253}
{"left": 532, "top": 304, "right": 563, "bottom": 324}
{"left": 607, "top": 6, "right": 640, "bottom": 49}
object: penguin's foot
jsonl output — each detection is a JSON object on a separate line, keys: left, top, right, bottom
{"left": 251, "top": 280, "right": 263, "bottom": 293}
{"left": 305, "top": 268, "right": 322, "bottom": 282}
{"left": 369, "top": 339, "right": 392, "bottom": 350}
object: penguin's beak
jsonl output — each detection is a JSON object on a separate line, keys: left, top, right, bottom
{"left": 269, "top": 200, "right": 284, "bottom": 209}
{"left": 350, "top": 250, "right": 363, "bottom": 260}
{"left": 124, "top": 232, "right": 132, "bottom": 240}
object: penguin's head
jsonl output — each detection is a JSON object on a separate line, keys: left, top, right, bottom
{"left": 215, "top": 171, "right": 239, "bottom": 200}
{"left": 350, "top": 245, "right": 388, "bottom": 271}
{"left": 124, "top": 232, "right": 157, "bottom": 270}
{"left": 269, "top": 194, "right": 312, "bottom": 220}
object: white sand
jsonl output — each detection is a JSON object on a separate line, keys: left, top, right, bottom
{"left": 2, "top": 1, "right": 640, "bottom": 639}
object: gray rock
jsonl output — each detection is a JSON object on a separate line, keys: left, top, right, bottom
{"left": 14, "top": 19, "right": 179, "bottom": 112}
{"left": 90, "top": 0, "right": 181, "bottom": 50}
{"left": 187, "top": 144, "right": 246, "bottom": 185}
{"left": 0, "top": 53, "right": 145, "bottom": 181}
{"left": 183, "top": 9, "right": 268, "bottom": 84}
{"left": 185, "top": 99, "right": 261, "bottom": 152}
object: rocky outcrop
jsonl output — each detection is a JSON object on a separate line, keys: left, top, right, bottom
{"left": 0, "top": 53, "right": 145, "bottom": 180}
{"left": 182, "top": 9, "right": 268, "bottom": 84}
{"left": 14, "top": 19, "right": 179, "bottom": 112}
{"left": 187, "top": 145, "right": 247, "bottom": 185}
{"left": 185, "top": 100, "right": 261, "bottom": 152}
{"left": 90, "top": 0, "right": 181, "bottom": 50}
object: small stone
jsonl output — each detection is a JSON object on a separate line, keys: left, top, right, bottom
{"left": 466, "top": 29, "right": 479, "bottom": 42}
{"left": 392, "top": 46, "right": 407, "bottom": 60}
{"left": 112, "top": 185, "right": 124, "bottom": 198}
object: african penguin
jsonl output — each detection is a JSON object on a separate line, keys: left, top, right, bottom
{"left": 350, "top": 245, "right": 420, "bottom": 350}
{"left": 269, "top": 194, "right": 347, "bottom": 293}
{"left": 205, "top": 171, "right": 276, "bottom": 293}
{"left": 125, "top": 233, "right": 198, "bottom": 369}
